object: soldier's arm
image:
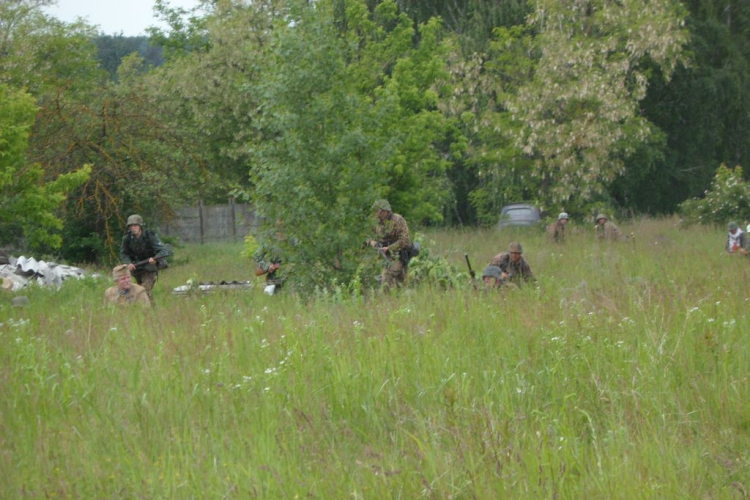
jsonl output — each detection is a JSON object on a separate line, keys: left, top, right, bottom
{"left": 254, "top": 246, "right": 270, "bottom": 274}
{"left": 523, "top": 262, "right": 536, "bottom": 282}
{"left": 389, "top": 217, "right": 411, "bottom": 254}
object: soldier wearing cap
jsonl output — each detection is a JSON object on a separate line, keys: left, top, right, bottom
{"left": 367, "top": 199, "right": 413, "bottom": 289}
{"left": 595, "top": 214, "right": 623, "bottom": 242}
{"left": 105, "top": 264, "right": 151, "bottom": 306}
{"left": 119, "top": 214, "right": 169, "bottom": 303}
{"left": 726, "top": 221, "right": 748, "bottom": 254}
{"left": 489, "top": 242, "right": 535, "bottom": 286}
{"left": 547, "top": 212, "right": 569, "bottom": 243}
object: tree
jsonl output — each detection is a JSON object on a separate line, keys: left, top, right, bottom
{"left": 505, "top": 0, "right": 688, "bottom": 206}
{"left": 0, "top": 84, "right": 89, "bottom": 250}
{"left": 252, "top": 0, "right": 463, "bottom": 291}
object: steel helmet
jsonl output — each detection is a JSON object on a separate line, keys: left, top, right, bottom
{"left": 508, "top": 242, "right": 523, "bottom": 254}
{"left": 558, "top": 212, "right": 569, "bottom": 221}
{"left": 126, "top": 214, "right": 144, "bottom": 226}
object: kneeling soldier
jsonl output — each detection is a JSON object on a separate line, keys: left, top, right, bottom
{"left": 489, "top": 242, "right": 536, "bottom": 286}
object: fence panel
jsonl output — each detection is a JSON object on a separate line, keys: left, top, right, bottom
{"left": 160, "top": 201, "right": 256, "bottom": 243}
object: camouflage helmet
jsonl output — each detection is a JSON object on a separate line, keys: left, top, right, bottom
{"left": 558, "top": 212, "right": 569, "bottom": 221}
{"left": 371, "top": 199, "right": 392, "bottom": 212}
{"left": 482, "top": 265, "right": 503, "bottom": 280}
{"left": 508, "top": 242, "right": 523, "bottom": 254}
{"left": 596, "top": 213, "right": 607, "bottom": 223}
{"left": 126, "top": 214, "right": 144, "bottom": 227}
{"left": 728, "top": 221, "right": 739, "bottom": 231}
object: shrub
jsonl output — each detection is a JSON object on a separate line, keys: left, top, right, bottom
{"left": 679, "top": 164, "right": 750, "bottom": 227}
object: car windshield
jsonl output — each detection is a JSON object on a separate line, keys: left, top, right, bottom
{"left": 506, "top": 208, "right": 533, "bottom": 219}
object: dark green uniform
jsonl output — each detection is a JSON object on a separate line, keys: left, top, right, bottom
{"left": 120, "top": 229, "right": 169, "bottom": 302}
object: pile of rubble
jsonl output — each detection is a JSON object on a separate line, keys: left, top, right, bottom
{"left": 0, "top": 255, "right": 93, "bottom": 291}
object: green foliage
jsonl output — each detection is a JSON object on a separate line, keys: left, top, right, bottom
{"left": 406, "top": 238, "right": 462, "bottom": 288}
{"left": 678, "top": 164, "right": 750, "bottom": 226}
{"left": 240, "top": 233, "right": 260, "bottom": 261}
{"left": 252, "top": 0, "right": 464, "bottom": 292}
{"left": 0, "top": 84, "right": 90, "bottom": 251}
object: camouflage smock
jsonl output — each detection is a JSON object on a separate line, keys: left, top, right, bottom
{"left": 104, "top": 284, "right": 151, "bottom": 306}
{"left": 547, "top": 221, "right": 566, "bottom": 243}
{"left": 596, "top": 221, "right": 623, "bottom": 242}
{"left": 489, "top": 252, "right": 536, "bottom": 285}
{"left": 374, "top": 212, "right": 412, "bottom": 256}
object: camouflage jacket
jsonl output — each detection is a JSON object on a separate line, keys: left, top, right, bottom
{"left": 489, "top": 252, "right": 536, "bottom": 285}
{"left": 596, "top": 221, "right": 623, "bottom": 242}
{"left": 254, "top": 244, "right": 283, "bottom": 284}
{"left": 104, "top": 284, "right": 151, "bottom": 306}
{"left": 374, "top": 213, "right": 412, "bottom": 256}
{"left": 547, "top": 221, "right": 566, "bottom": 243}
{"left": 120, "top": 229, "right": 170, "bottom": 272}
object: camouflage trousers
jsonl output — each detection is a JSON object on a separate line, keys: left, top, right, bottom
{"left": 381, "top": 260, "right": 407, "bottom": 290}
{"left": 132, "top": 270, "right": 158, "bottom": 304}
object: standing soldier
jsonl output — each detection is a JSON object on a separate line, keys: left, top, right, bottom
{"left": 595, "top": 214, "right": 623, "bottom": 242}
{"left": 368, "top": 199, "right": 413, "bottom": 289}
{"left": 489, "top": 242, "right": 536, "bottom": 286}
{"left": 547, "top": 212, "right": 569, "bottom": 243}
{"left": 120, "top": 214, "right": 170, "bottom": 304}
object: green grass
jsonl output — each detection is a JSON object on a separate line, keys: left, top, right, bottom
{"left": 2, "top": 218, "right": 749, "bottom": 498}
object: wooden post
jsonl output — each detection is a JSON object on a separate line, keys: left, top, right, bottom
{"left": 230, "top": 196, "right": 237, "bottom": 241}
{"left": 199, "top": 198, "right": 205, "bottom": 245}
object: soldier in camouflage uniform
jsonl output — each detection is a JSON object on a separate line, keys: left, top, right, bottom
{"left": 595, "top": 214, "right": 623, "bottom": 242}
{"left": 104, "top": 265, "right": 151, "bottom": 307}
{"left": 368, "top": 199, "right": 413, "bottom": 289}
{"left": 547, "top": 212, "right": 569, "bottom": 243}
{"left": 119, "top": 214, "right": 170, "bottom": 304}
{"left": 489, "top": 242, "right": 536, "bottom": 287}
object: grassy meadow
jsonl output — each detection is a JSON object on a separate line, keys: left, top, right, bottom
{"left": 1, "top": 218, "right": 749, "bottom": 498}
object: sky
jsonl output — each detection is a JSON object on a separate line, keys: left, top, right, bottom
{"left": 44, "top": 0, "right": 202, "bottom": 36}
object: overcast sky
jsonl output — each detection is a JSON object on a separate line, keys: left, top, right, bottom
{"left": 44, "top": 0, "right": 201, "bottom": 36}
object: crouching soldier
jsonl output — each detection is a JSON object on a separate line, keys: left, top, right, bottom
{"left": 119, "top": 214, "right": 170, "bottom": 304}
{"left": 254, "top": 244, "right": 284, "bottom": 295}
{"left": 105, "top": 265, "right": 151, "bottom": 306}
{"left": 489, "top": 242, "right": 536, "bottom": 287}
{"left": 367, "top": 199, "right": 413, "bottom": 290}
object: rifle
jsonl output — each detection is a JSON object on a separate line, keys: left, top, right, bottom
{"left": 133, "top": 255, "right": 170, "bottom": 270}
{"left": 464, "top": 253, "right": 475, "bottom": 279}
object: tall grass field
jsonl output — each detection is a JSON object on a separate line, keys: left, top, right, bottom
{"left": 1, "top": 218, "right": 749, "bottom": 498}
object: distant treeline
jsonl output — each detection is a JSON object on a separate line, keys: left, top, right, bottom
{"left": 94, "top": 35, "right": 164, "bottom": 76}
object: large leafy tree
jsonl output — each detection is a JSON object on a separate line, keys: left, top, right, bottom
{"left": 0, "top": 84, "right": 89, "bottom": 250}
{"left": 505, "top": 0, "right": 688, "bottom": 206}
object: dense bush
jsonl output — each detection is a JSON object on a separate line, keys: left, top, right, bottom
{"left": 678, "top": 165, "right": 750, "bottom": 227}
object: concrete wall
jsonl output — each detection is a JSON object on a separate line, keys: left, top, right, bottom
{"left": 159, "top": 201, "right": 256, "bottom": 244}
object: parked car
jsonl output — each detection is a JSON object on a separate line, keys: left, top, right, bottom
{"left": 498, "top": 203, "right": 541, "bottom": 229}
